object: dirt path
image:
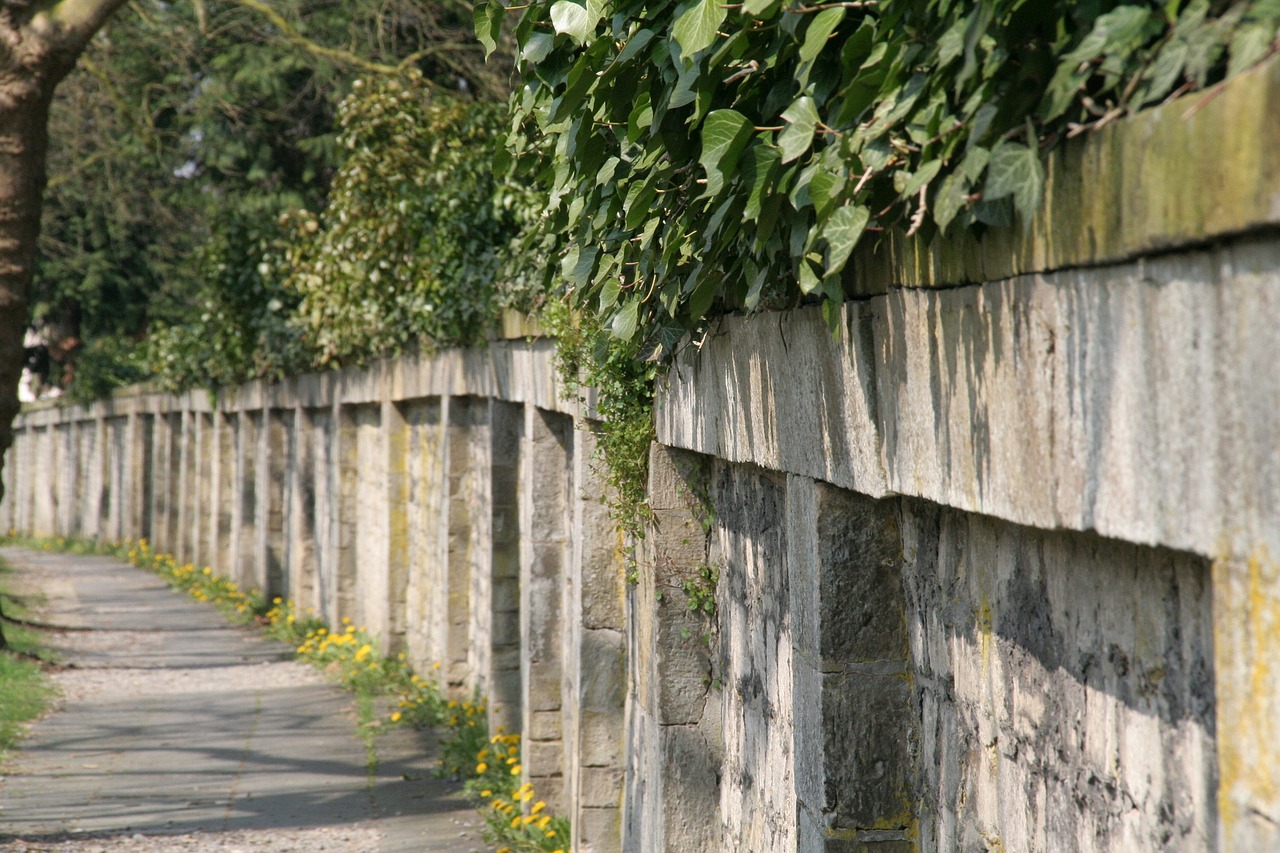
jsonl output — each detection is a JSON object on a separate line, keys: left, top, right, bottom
{"left": 0, "top": 547, "right": 485, "bottom": 852}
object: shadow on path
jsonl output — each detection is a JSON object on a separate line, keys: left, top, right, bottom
{"left": 0, "top": 548, "right": 485, "bottom": 853}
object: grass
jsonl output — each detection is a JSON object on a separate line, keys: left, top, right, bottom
{"left": 0, "top": 556, "right": 57, "bottom": 762}
{"left": 0, "top": 533, "right": 573, "bottom": 852}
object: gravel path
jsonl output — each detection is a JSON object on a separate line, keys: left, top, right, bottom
{"left": 0, "top": 548, "right": 486, "bottom": 853}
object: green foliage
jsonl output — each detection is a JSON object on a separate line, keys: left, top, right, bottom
{"left": 682, "top": 562, "right": 719, "bottom": 617}
{"left": 64, "top": 336, "right": 149, "bottom": 403}
{"left": 540, "top": 300, "right": 656, "bottom": 539}
{"left": 146, "top": 207, "right": 312, "bottom": 389}
{"left": 38, "top": 0, "right": 517, "bottom": 394}
{"left": 0, "top": 652, "right": 53, "bottom": 760}
{"left": 286, "top": 73, "right": 535, "bottom": 364}
{"left": 490, "top": 0, "right": 1280, "bottom": 352}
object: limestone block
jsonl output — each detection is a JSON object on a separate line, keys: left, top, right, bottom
{"left": 579, "top": 710, "right": 624, "bottom": 767}
{"left": 579, "top": 767, "right": 624, "bottom": 808}
{"left": 525, "top": 739, "right": 564, "bottom": 779}
{"left": 576, "top": 806, "right": 622, "bottom": 853}
{"left": 528, "top": 709, "right": 562, "bottom": 742}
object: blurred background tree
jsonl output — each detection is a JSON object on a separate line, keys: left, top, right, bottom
{"left": 32, "top": 0, "right": 514, "bottom": 398}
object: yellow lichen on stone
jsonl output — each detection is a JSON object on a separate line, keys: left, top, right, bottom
{"left": 1213, "top": 547, "right": 1280, "bottom": 849}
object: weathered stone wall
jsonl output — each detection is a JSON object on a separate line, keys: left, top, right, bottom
{"left": 5, "top": 54, "right": 1280, "bottom": 853}
{"left": 0, "top": 341, "right": 628, "bottom": 853}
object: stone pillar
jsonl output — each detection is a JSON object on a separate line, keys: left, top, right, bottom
{"left": 1214, "top": 551, "right": 1280, "bottom": 851}
{"left": 466, "top": 401, "right": 493, "bottom": 696}
{"left": 568, "top": 423, "right": 627, "bottom": 853}
{"left": 125, "top": 411, "right": 148, "bottom": 541}
{"left": 385, "top": 401, "right": 411, "bottom": 653}
{"left": 215, "top": 413, "right": 236, "bottom": 578}
{"left": 32, "top": 426, "right": 53, "bottom": 535}
{"left": 336, "top": 404, "right": 360, "bottom": 623}
{"left": 443, "top": 396, "right": 477, "bottom": 693}
{"left": 401, "top": 397, "right": 445, "bottom": 674}
{"left": 714, "top": 462, "right": 795, "bottom": 853}
{"left": 18, "top": 423, "right": 36, "bottom": 534}
{"left": 55, "top": 422, "right": 75, "bottom": 534}
{"left": 789, "top": 481, "right": 917, "bottom": 852}
{"left": 197, "top": 414, "right": 215, "bottom": 570}
{"left": 234, "top": 410, "right": 259, "bottom": 591}
{"left": 177, "top": 409, "right": 195, "bottom": 564}
{"left": 521, "top": 406, "right": 572, "bottom": 812}
{"left": 623, "top": 444, "right": 721, "bottom": 853}
{"left": 289, "top": 408, "right": 318, "bottom": 615}
{"left": 489, "top": 400, "right": 523, "bottom": 736}
{"left": 352, "top": 403, "right": 389, "bottom": 643}
{"left": 262, "top": 409, "right": 289, "bottom": 600}
{"left": 87, "top": 412, "right": 106, "bottom": 537}
{"left": 309, "top": 407, "right": 339, "bottom": 625}
{"left": 104, "top": 417, "right": 127, "bottom": 541}
{"left": 156, "top": 412, "right": 180, "bottom": 554}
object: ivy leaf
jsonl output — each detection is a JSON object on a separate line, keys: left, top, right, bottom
{"left": 777, "top": 96, "right": 819, "bottom": 163}
{"left": 673, "top": 0, "right": 728, "bottom": 61}
{"left": 521, "top": 32, "right": 555, "bottom": 66}
{"left": 743, "top": 144, "right": 780, "bottom": 221}
{"left": 798, "top": 258, "right": 821, "bottom": 295}
{"left": 1042, "top": 5, "right": 1156, "bottom": 119}
{"left": 800, "top": 8, "right": 844, "bottom": 64}
{"left": 898, "top": 159, "right": 942, "bottom": 200}
{"left": 474, "top": 0, "right": 503, "bottom": 57}
{"left": 550, "top": 0, "right": 599, "bottom": 43}
{"left": 611, "top": 298, "right": 640, "bottom": 341}
{"left": 821, "top": 203, "right": 869, "bottom": 277}
{"left": 700, "top": 109, "right": 754, "bottom": 197}
{"left": 743, "top": 0, "right": 778, "bottom": 16}
{"left": 984, "top": 140, "right": 1044, "bottom": 225}
{"left": 933, "top": 172, "right": 968, "bottom": 233}
{"left": 1228, "top": 21, "right": 1278, "bottom": 78}
{"left": 688, "top": 271, "right": 720, "bottom": 319}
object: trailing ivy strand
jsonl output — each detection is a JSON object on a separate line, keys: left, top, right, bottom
{"left": 483, "top": 0, "right": 1280, "bottom": 342}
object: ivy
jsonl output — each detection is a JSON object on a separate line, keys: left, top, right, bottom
{"left": 284, "top": 71, "right": 538, "bottom": 366}
{"left": 485, "top": 0, "right": 1280, "bottom": 350}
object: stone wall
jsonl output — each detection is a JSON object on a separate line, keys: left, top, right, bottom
{"left": 0, "top": 342, "right": 628, "bottom": 853}
{"left": 5, "top": 54, "right": 1280, "bottom": 853}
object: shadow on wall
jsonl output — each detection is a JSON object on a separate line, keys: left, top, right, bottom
{"left": 900, "top": 498, "right": 1217, "bottom": 852}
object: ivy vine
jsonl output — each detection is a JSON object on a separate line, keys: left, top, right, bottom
{"left": 483, "top": 0, "right": 1280, "bottom": 342}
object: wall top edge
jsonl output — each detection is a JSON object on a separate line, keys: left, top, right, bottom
{"left": 10, "top": 339, "right": 577, "bottom": 427}
{"left": 850, "top": 54, "right": 1280, "bottom": 294}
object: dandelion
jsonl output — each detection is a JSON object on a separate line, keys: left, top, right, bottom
{"left": 476, "top": 762, "right": 488, "bottom": 773}
{"left": 480, "top": 789, "right": 492, "bottom": 797}
{"left": 391, "top": 712, "right": 402, "bottom": 723}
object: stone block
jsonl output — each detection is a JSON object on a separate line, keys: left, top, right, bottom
{"left": 815, "top": 485, "right": 907, "bottom": 665}
{"left": 579, "top": 711, "right": 624, "bottom": 767}
{"left": 528, "top": 709, "right": 562, "bottom": 742}
{"left": 524, "top": 739, "right": 564, "bottom": 778}
{"left": 492, "top": 576, "right": 520, "bottom": 612}
{"left": 575, "top": 806, "right": 622, "bottom": 853}
{"left": 580, "top": 628, "right": 626, "bottom": 708}
{"left": 822, "top": 670, "right": 916, "bottom": 832}
{"left": 578, "top": 766, "right": 624, "bottom": 808}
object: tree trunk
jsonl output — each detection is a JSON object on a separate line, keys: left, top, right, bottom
{"left": 0, "top": 2, "right": 133, "bottom": 651}
{"left": 0, "top": 90, "right": 55, "bottom": 509}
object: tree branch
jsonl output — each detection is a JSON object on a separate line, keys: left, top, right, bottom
{"left": 45, "top": 0, "right": 130, "bottom": 46}
{"left": 228, "top": 0, "right": 438, "bottom": 85}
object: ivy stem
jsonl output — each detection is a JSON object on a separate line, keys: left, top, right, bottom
{"left": 790, "top": 0, "right": 878, "bottom": 11}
